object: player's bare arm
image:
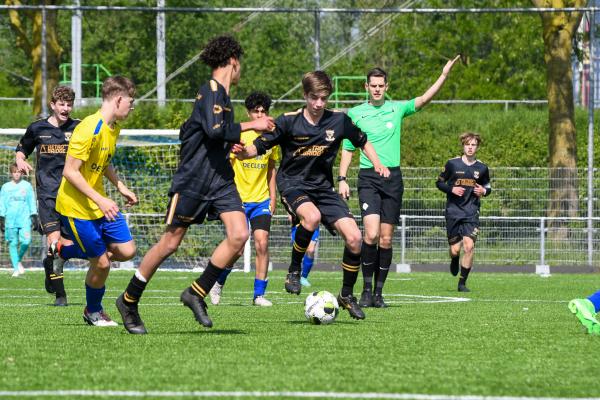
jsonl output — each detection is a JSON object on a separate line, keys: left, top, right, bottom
{"left": 15, "top": 151, "right": 33, "bottom": 176}
{"left": 415, "top": 55, "right": 460, "bottom": 109}
{"left": 62, "top": 155, "right": 120, "bottom": 221}
{"left": 105, "top": 165, "right": 138, "bottom": 207}
{"left": 338, "top": 149, "right": 354, "bottom": 199}
{"left": 361, "top": 141, "right": 390, "bottom": 178}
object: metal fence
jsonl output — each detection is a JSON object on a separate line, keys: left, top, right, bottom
{"left": 1, "top": 137, "right": 598, "bottom": 271}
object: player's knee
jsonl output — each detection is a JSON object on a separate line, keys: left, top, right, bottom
{"left": 463, "top": 242, "right": 475, "bottom": 255}
{"left": 228, "top": 228, "right": 250, "bottom": 249}
{"left": 379, "top": 235, "right": 392, "bottom": 249}
{"left": 301, "top": 212, "right": 321, "bottom": 230}
{"left": 345, "top": 233, "right": 362, "bottom": 253}
{"left": 364, "top": 231, "right": 379, "bottom": 245}
{"left": 117, "top": 245, "right": 136, "bottom": 261}
{"left": 160, "top": 237, "right": 181, "bottom": 256}
{"left": 254, "top": 237, "right": 269, "bottom": 256}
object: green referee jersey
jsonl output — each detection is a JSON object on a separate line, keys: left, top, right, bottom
{"left": 344, "top": 99, "right": 418, "bottom": 168}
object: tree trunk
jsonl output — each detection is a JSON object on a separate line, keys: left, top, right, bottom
{"left": 7, "top": 0, "right": 63, "bottom": 117}
{"left": 532, "top": 0, "right": 585, "bottom": 238}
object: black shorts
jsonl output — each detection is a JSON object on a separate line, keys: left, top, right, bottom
{"left": 446, "top": 218, "right": 480, "bottom": 245}
{"left": 280, "top": 186, "right": 353, "bottom": 235}
{"left": 249, "top": 214, "right": 271, "bottom": 233}
{"left": 38, "top": 196, "right": 71, "bottom": 238}
{"left": 357, "top": 167, "right": 403, "bottom": 224}
{"left": 165, "top": 190, "right": 244, "bottom": 227}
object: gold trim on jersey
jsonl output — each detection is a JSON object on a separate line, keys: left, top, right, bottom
{"left": 210, "top": 80, "right": 218, "bottom": 92}
{"left": 284, "top": 109, "right": 302, "bottom": 116}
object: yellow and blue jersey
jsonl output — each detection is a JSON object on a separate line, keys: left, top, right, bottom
{"left": 231, "top": 130, "right": 279, "bottom": 203}
{"left": 56, "top": 111, "right": 119, "bottom": 220}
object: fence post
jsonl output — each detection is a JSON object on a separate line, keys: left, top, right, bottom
{"left": 243, "top": 237, "right": 251, "bottom": 273}
{"left": 396, "top": 214, "right": 411, "bottom": 273}
{"left": 535, "top": 217, "right": 550, "bottom": 276}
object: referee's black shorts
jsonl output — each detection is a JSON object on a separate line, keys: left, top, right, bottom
{"left": 357, "top": 167, "right": 403, "bottom": 225}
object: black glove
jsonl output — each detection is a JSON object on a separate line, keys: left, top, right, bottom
{"left": 31, "top": 214, "right": 42, "bottom": 235}
{"left": 0, "top": 216, "right": 4, "bottom": 233}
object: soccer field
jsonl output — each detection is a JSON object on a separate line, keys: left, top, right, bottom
{"left": 1, "top": 270, "right": 599, "bottom": 400}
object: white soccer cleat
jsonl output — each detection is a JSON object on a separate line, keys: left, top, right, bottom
{"left": 253, "top": 296, "right": 273, "bottom": 307}
{"left": 209, "top": 282, "right": 223, "bottom": 305}
{"left": 17, "top": 263, "right": 25, "bottom": 275}
{"left": 11, "top": 270, "right": 20, "bottom": 277}
{"left": 83, "top": 308, "right": 118, "bottom": 327}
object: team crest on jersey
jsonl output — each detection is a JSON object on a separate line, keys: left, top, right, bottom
{"left": 474, "top": 171, "right": 479, "bottom": 179}
{"left": 325, "top": 129, "right": 335, "bottom": 142}
{"left": 65, "top": 131, "right": 72, "bottom": 141}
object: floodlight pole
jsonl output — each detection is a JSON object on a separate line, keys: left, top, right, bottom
{"left": 157, "top": 0, "right": 166, "bottom": 107}
{"left": 41, "top": 6, "right": 48, "bottom": 117}
{"left": 314, "top": 10, "right": 321, "bottom": 70}
{"left": 587, "top": 10, "right": 595, "bottom": 267}
{"left": 71, "top": 0, "right": 82, "bottom": 106}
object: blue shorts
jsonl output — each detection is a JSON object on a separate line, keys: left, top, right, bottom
{"left": 60, "top": 212, "right": 133, "bottom": 259}
{"left": 244, "top": 199, "right": 272, "bottom": 221}
{"left": 291, "top": 225, "right": 320, "bottom": 244}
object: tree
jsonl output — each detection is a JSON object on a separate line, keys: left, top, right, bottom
{"left": 6, "top": 0, "right": 63, "bottom": 116}
{"left": 532, "top": 0, "right": 586, "bottom": 225}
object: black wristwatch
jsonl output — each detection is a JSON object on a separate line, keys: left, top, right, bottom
{"left": 337, "top": 176, "right": 347, "bottom": 182}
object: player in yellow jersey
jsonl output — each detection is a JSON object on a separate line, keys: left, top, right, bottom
{"left": 55, "top": 76, "right": 138, "bottom": 327}
{"left": 209, "top": 92, "right": 279, "bottom": 306}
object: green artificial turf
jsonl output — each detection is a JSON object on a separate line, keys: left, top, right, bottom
{"left": 1, "top": 270, "right": 599, "bottom": 400}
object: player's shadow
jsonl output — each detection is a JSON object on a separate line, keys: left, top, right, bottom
{"left": 287, "top": 320, "right": 356, "bottom": 325}
{"left": 168, "top": 329, "right": 247, "bottom": 335}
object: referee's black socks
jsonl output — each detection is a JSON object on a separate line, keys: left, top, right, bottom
{"left": 361, "top": 242, "right": 378, "bottom": 292}
{"left": 341, "top": 247, "right": 361, "bottom": 297}
{"left": 290, "top": 225, "right": 314, "bottom": 273}
{"left": 374, "top": 247, "right": 393, "bottom": 295}
{"left": 459, "top": 265, "right": 471, "bottom": 286}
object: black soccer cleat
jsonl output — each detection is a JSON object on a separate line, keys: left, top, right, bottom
{"left": 180, "top": 287, "right": 213, "bottom": 328}
{"left": 450, "top": 257, "right": 459, "bottom": 276}
{"left": 373, "top": 294, "right": 387, "bottom": 308}
{"left": 337, "top": 293, "right": 366, "bottom": 320}
{"left": 358, "top": 290, "right": 373, "bottom": 308}
{"left": 116, "top": 293, "right": 147, "bottom": 334}
{"left": 458, "top": 283, "right": 471, "bottom": 293}
{"left": 284, "top": 272, "right": 301, "bottom": 295}
{"left": 54, "top": 296, "right": 67, "bottom": 307}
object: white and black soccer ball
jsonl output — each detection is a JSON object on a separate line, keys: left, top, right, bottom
{"left": 304, "top": 290, "right": 339, "bottom": 325}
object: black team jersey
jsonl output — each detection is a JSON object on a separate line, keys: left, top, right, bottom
{"left": 15, "top": 118, "right": 80, "bottom": 201}
{"left": 436, "top": 157, "right": 491, "bottom": 221}
{"left": 253, "top": 108, "right": 367, "bottom": 192}
{"left": 170, "top": 79, "right": 242, "bottom": 200}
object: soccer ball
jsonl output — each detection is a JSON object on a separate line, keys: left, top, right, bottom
{"left": 304, "top": 291, "right": 339, "bottom": 325}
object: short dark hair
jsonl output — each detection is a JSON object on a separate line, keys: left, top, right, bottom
{"left": 9, "top": 163, "right": 18, "bottom": 173}
{"left": 102, "top": 76, "right": 136, "bottom": 100}
{"left": 51, "top": 86, "right": 75, "bottom": 104}
{"left": 200, "top": 35, "right": 244, "bottom": 69}
{"left": 367, "top": 67, "right": 387, "bottom": 84}
{"left": 245, "top": 92, "right": 272, "bottom": 112}
{"left": 302, "top": 71, "right": 332, "bottom": 96}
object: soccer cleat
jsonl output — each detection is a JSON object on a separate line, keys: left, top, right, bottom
{"left": 284, "top": 271, "right": 301, "bottom": 295}
{"left": 11, "top": 270, "right": 20, "bottom": 278}
{"left": 253, "top": 296, "right": 273, "bottom": 307}
{"left": 209, "top": 282, "right": 223, "bottom": 305}
{"left": 116, "top": 293, "right": 147, "bottom": 334}
{"left": 450, "top": 257, "right": 459, "bottom": 276}
{"left": 373, "top": 294, "right": 387, "bottom": 308}
{"left": 180, "top": 287, "right": 213, "bottom": 328}
{"left": 568, "top": 298, "right": 600, "bottom": 334}
{"left": 83, "top": 308, "right": 118, "bottom": 327}
{"left": 458, "top": 283, "right": 471, "bottom": 293}
{"left": 337, "top": 293, "right": 366, "bottom": 320}
{"left": 17, "top": 263, "right": 25, "bottom": 275}
{"left": 50, "top": 241, "right": 66, "bottom": 275}
{"left": 300, "top": 277, "right": 312, "bottom": 287}
{"left": 358, "top": 290, "right": 373, "bottom": 308}
{"left": 54, "top": 296, "right": 68, "bottom": 307}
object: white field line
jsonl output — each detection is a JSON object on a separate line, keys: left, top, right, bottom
{"left": 0, "top": 390, "right": 599, "bottom": 400}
